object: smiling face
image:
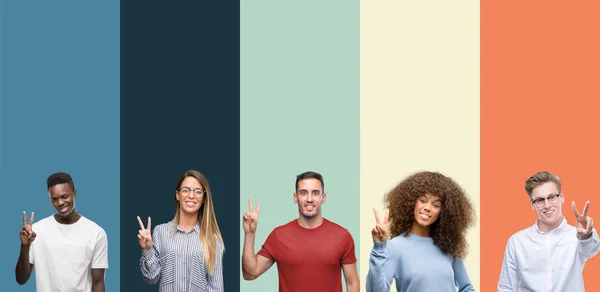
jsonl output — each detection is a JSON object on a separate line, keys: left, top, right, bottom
{"left": 176, "top": 176, "right": 204, "bottom": 215}
{"left": 293, "top": 178, "right": 326, "bottom": 219}
{"left": 531, "top": 181, "right": 564, "bottom": 231}
{"left": 413, "top": 193, "right": 442, "bottom": 227}
{"left": 49, "top": 183, "right": 77, "bottom": 218}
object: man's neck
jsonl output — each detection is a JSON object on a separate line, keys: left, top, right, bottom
{"left": 537, "top": 216, "right": 564, "bottom": 233}
{"left": 54, "top": 211, "right": 81, "bottom": 224}
{"left": 298, "top": 214, "right": 324, "bottom": 229}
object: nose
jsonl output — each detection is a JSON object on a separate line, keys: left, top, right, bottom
{"left": 423, "top": 202, "right": 434, "bottom": 212}
{"left": 307, "top": 194, "right": 314, "bottom": 202}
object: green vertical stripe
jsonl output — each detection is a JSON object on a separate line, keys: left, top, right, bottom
{"left": 240, "top": 0, "right": 360, "bottom": 290}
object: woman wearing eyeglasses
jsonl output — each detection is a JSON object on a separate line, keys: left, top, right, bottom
{"left": 367, "top": 171, "right": 477, "bottom": 292}
{"left": 137, "top": 170, "right": 224, "bottom": 292}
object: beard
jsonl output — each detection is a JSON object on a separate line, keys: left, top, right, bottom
{"left": 298, "top": 205, "right": 320, "bottom": 218}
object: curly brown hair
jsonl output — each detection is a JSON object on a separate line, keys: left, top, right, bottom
{"left": 384, "top": 171, "right": 476, "bottom": 259}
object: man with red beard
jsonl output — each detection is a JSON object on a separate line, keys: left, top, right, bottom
{"left": 241, "top": 171, "right": 359, "bottom": 292}
{"left": 15, "top": 172, "right": 108, "bottom": 292}
{"left": 498, "top": 171, "right": 599, "bottom": 292}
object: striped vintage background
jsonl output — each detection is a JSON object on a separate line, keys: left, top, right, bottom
{"left": 2, "top": 1, "right": 598, "bottom": 291}
{"left": 241, "top": 1, "right": 600, "bottom": 291}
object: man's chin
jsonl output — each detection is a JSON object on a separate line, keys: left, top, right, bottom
{"left": 56, "top": 210, "right": 73, "bottom": 217}
{"left": 300, "top": 211, "right": 320, "bottom": 218}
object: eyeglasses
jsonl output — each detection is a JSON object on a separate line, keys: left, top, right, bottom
{"left": 532, "top": 193, "right": 561, "bottom": 207}
{"left": 177, "top": 187, "right": 205, "bottom": 196}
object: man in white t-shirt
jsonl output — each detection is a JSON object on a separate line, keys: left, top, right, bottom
{"left": 498, "top": 171, "right": 599, "bottom": 292}
{"left": 15, "top": 172, "right": 109, "bottom": 292}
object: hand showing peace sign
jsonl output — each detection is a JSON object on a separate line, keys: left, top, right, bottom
{"left": 572, "top": 201, "right": 595, "bottom": 239}
{"left": 243, "top": 198, "right": 260, "bottom": 234}
{"left": 372, "top": 208, "right": 390, "bottom": 242}
{"left": 137, "top": 216, "right": 153, "bottom": 253}
{"left": 20, "top": 212, "right": 36, "bottom": 246}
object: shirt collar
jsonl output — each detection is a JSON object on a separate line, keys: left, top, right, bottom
{"left": 176, "top": 223, "right": 200, "bottom": 234}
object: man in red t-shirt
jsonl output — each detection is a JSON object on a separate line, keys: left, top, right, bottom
{"left": 241, "top": 171, "right": 359, "bottom": 292}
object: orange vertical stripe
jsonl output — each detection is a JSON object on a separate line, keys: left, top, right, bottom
{"left": 481, "top": 1, "right": 600, "bottom": 291}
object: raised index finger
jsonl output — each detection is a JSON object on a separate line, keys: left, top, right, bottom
{"left": 384, "top": 209, "right": 389, "bottom": 224}
{"left": 256, "top": 201, "right": 261, "bottom": 213}
{"left": 22, "top": 211, "right": 26, "bottom": 227}
{"left": 373, "top": 208, "right": 381, "bottom": 224}
{"left": 147, "top": 217, "right": 152, "bottom": 230}
{"left": 29, "top": 212, "right": 35, "bottom": 225}
{"left": 248, "top": 198, "right": 253, "bottom": 212}
{"left": 582, "top": 201, "right": 590, "bottom": 217}
{"left": 137, "top": 216, "right": 146, "bottom": 230}
{"left": 572, "top": 201, "right": 580, "bottom": 218}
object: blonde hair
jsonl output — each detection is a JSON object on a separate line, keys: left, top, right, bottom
{"left": 171, "top": 170, "right": 224, "bottom": 273}
{"left": 525, "top": 171, "right": 562, "bottom": 198}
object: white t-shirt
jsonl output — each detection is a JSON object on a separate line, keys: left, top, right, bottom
{"left": 29, "top": 215, "right": 109, "bottom": 292}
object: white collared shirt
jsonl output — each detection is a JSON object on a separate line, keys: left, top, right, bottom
{"left": 498, "top": 217, "right": 600, "bottom": 292}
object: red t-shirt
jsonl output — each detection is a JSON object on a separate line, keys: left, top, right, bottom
{"left": 257, "top": 218, "right": 357, "bottom": 292}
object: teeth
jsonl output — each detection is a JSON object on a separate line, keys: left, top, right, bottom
{"left": 185, "top": 202, "right": 196, "bottom": 206}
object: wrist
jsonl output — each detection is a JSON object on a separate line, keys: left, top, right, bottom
{"left": 578, "top": 232, "right": 593, "bottom": 240}
{"left": 20, "top": 243, "right": 31, "bottom": 248}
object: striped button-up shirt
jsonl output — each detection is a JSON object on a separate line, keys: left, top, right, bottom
{"left": 140, "top": 222, "right": 224, "bottom": 292}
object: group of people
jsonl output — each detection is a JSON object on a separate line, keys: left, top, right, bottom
{"left": 15, "top": 170, "right": 599, "bottom": 292}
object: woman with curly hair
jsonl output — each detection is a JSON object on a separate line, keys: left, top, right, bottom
{"left": 366, "top": 171, "right": 476, "bottom": 292}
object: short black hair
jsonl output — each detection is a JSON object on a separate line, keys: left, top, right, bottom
{"left": 47, "top": 172, "right": 75, "bottom": 191}
{"left": 295, "top": 171, "right": 324, "bottom": 192}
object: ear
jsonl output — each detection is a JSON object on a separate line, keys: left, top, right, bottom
{"left": 175, "top": 191, "right": 180, "bottom": 201}
{"left": 293, "top": 192, "right": 298, "bottom": 204}
{"left": 73, "top": 189, "right": 77, "bottom": 198}
{"left": 560, "top": 193, "right": 565, "bottom": 204}
{"left": 321, "top": 192, "right": 326, "bottom": 204}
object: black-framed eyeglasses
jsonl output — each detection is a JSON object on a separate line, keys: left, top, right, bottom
{"left": 177, "top": 187, "right": 205, "bottom": 196}
{"left": 531, "top": 193, "right": 561, "bottom": 207}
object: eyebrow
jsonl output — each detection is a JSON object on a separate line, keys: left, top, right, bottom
{"left": 180, "top": 186, "right": 203, "bottom": 189}
{"left": 419, "top": 195, "right": 441, "bottom": 201}
{"left": 534, "top": 193, "right": 559, "bottom": 199}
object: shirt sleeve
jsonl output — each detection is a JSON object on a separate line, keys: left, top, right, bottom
{"left": 139, "top": 227, "right": 162, "bottom": 285}
{"left": 366, "top": 241, "right": 395, "bottom": 292}
{"left": 452, "top": 258, "right": 475, "bottom": 292}
{"left": 341, "top": 230, "right": 357, "bottom": 265}
{"left": 257, "top": 229, "right": 277, "bottom": 261}
{"left": 497, "top": 236, "right": 519, "bottom": 292}
{"left": 207, "top": 236, "right": 225, "bottom": 292}
{"left": 579, "top": 228, "right": 600, "bottom": 261}
{"left": 29, "top": 243, "right": 35, "bottom": 265}
{"left": 29, "top": 224, "right": 37, "bottom": 265}
{"left": 91, "top": 229, "right": 109, "bottom": 269}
